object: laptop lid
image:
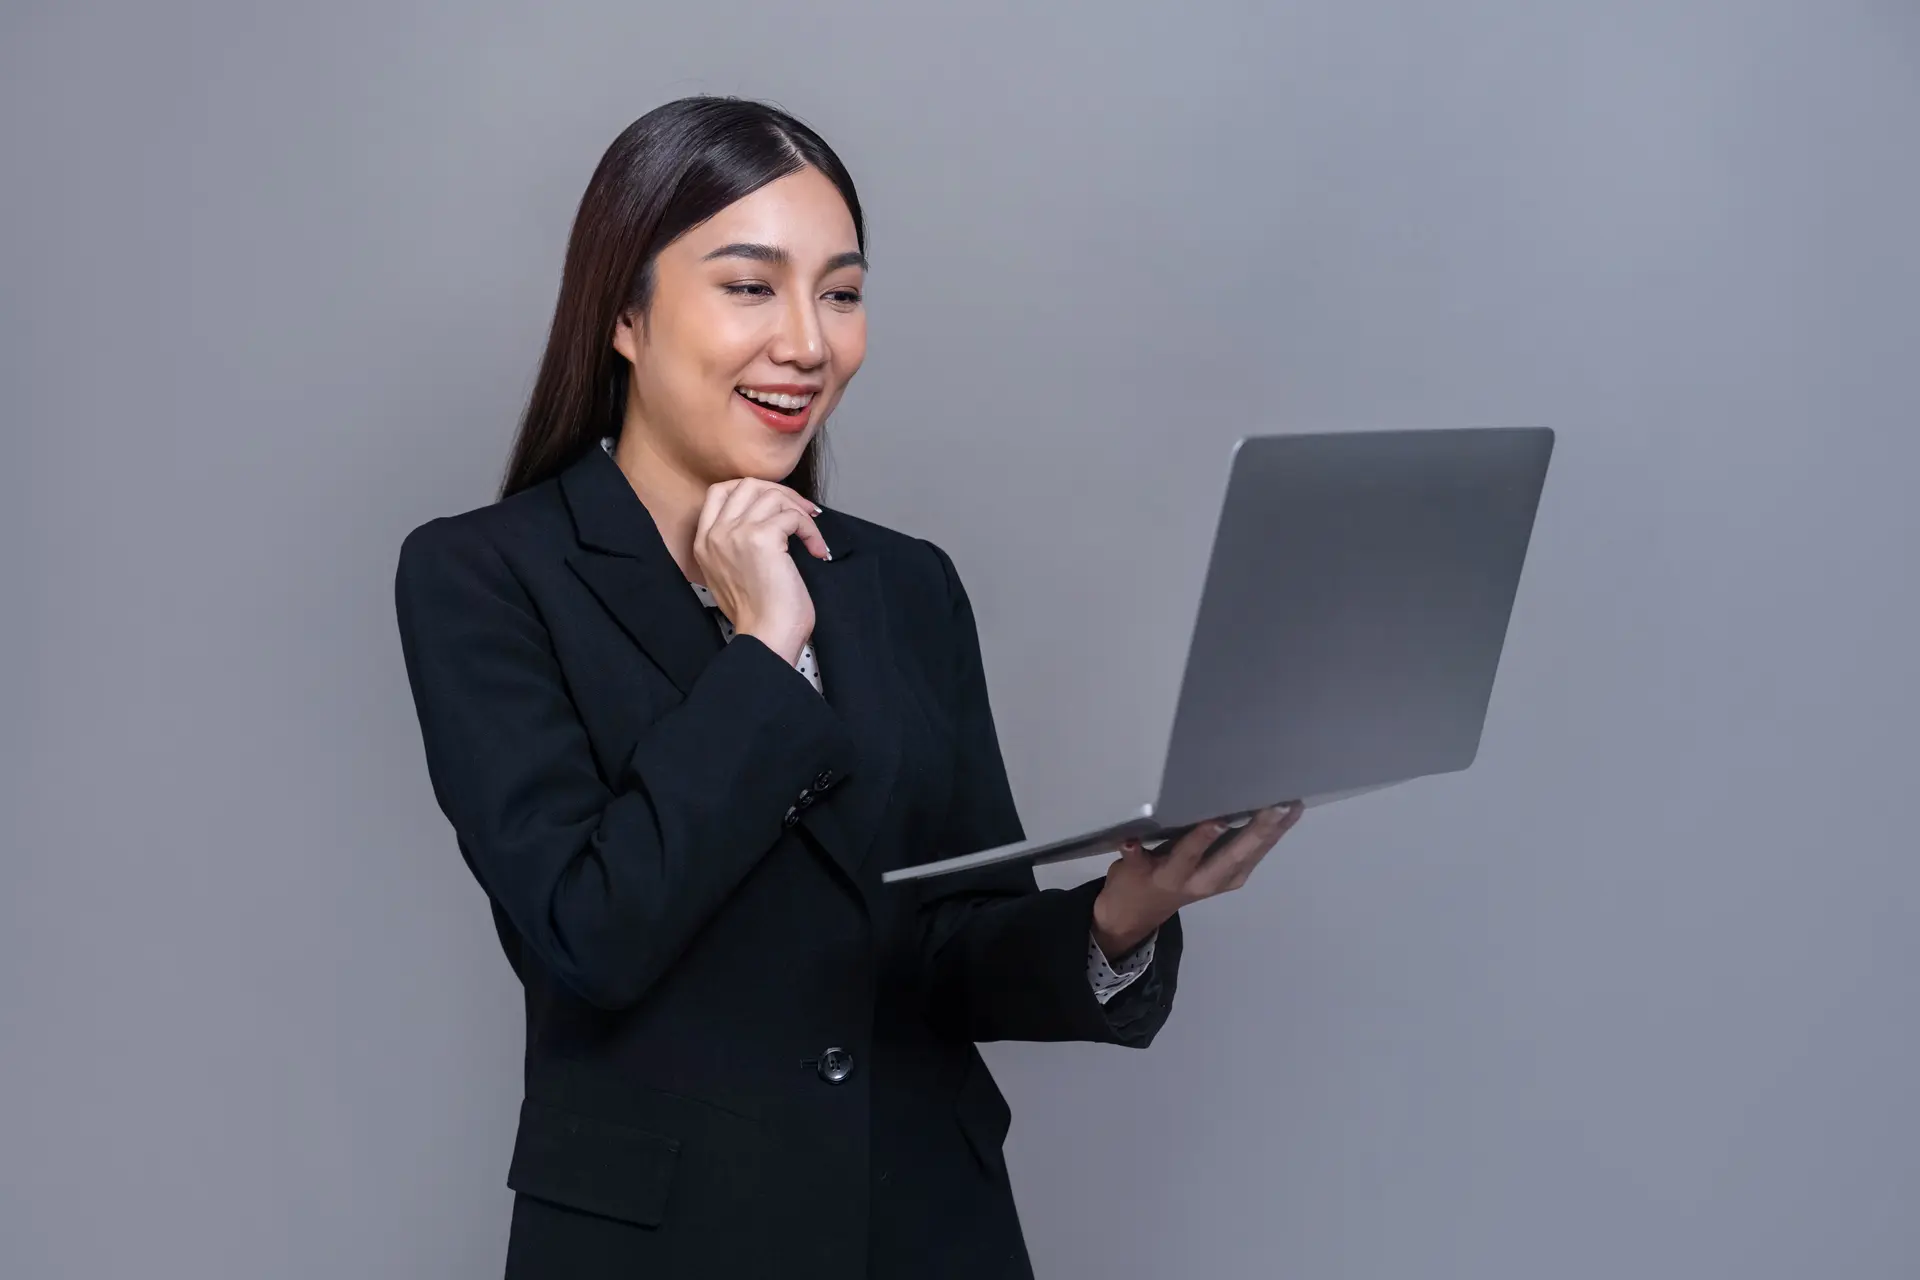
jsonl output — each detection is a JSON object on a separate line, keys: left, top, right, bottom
{"left": 1147, "top": 427, "right": 1554, "bottom": 828}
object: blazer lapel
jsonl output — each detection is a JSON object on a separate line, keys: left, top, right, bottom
{"left": 558, "top": 444, "right": 902, "bottom": 886}
{"left": 560, "top": 447, "right": 722, "bottom": 694}
{"left": 794, "top": 535, "right": 903, "bottom": 883}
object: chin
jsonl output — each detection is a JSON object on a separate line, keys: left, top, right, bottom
{"left": 729, "top": 437, "right": 813, "bottom": 484}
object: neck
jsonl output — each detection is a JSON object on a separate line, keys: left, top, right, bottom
{"left": 609, "top": 428, "right": 708, "bottom": 585}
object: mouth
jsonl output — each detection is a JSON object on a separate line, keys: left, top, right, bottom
{"left": 735, "top": 386, "right": 818, "bottom": 433}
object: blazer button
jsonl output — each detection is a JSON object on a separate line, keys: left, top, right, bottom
{"left": 782, "top": 806, "right": 800, "bottom": 828}
{"left": 816, "top": 1047, "right": 854, "bottom": 1084}
{"left": 812, "top": 770, "right": 835, "bottom": 791}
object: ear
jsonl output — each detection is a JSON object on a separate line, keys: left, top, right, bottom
{"left": 610, "top": 307, "right": 643, "bottom": 364}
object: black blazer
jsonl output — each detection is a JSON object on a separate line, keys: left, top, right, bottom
{"left": 393, "top": 443, "right": 1183, "bottom": 1279}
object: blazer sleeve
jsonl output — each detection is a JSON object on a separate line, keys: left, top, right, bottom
{"left": 393, "top": 517, "right": 856, "bottom": 1012}
{"left": 912, "top": 539, "right": 1182, "bottom": 1048}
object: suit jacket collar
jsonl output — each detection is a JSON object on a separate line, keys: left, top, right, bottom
{"left": 556, "top": 444, "right": 897, "bottom": 887}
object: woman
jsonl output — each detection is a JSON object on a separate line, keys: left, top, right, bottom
{"left": 394, "top": 96, "right": 1304, "bottom": 1279}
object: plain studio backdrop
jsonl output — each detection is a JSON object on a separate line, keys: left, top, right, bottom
{"left": 4, "top": 2, "right": 1916, "bottom": 1276}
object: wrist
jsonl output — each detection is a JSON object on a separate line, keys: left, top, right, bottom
{"left": 740, "top": 620, "right": 807, "bottom": 667}
{"left": 1091, "top": 886, "right": 1159, "bottom": 961}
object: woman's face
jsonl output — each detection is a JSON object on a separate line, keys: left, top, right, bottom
{"left": 613, "top": 166, "right": 867, "bottom": 489}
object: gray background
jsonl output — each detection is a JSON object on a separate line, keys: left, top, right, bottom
{"left": 4, "top": 1, "right": 1915, "bottom": 1276}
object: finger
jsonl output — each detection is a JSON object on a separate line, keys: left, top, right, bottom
{"left": 1161, "top": 819, "right": 1226, "bottom": 881}
{"left": 1186, "top": 824, "right": 1253, "bottom": 890}
{"left": 1217, "top": 803, "right": 1302, "bottom": 889}
{"left": 1116, "top": 839, "right": 1164, "bottom": 889}
{"left": 729, "top": 478, "right": 821, "bottom": 523}
{"left": 1220, "top": 853, "right": 1265, "bottom": 892}
{"left": 1217, "top": 834, "right": 1279, "bottom": 893}
{"left": 742, "top": 483, "right": 827, "bottom": 536}
{"left": 774, "top": 482, "right": 824, "bottom": 519}
{"left": 1241, "top": 803, "right": 1297, "bottom": 843}
{"left": 1189, "top": 809, "right": 1287, "bottom": 895}
{"left": 694, "top": 480, "right": 741, "bottom": 555}
{"left": 723, "top": 483, "right": 824, "bottom": 556}
{"left": 750, "top": 501, "right": 830, "bottom": 562}
{"left": 715, "top": 476, "right": 775, "bottom": 528}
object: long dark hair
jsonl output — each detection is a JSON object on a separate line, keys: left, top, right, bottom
{"left": 499, "top": 97, "right": 865, "bottom": 502}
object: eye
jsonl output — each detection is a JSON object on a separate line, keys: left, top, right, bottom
{"left": 823, "top": 288, "right": 863, "bottom": 306}
{"left": 722, "top": 282, "right": 774, "bottom": 298}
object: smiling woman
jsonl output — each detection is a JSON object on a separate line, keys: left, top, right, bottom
{"left": 394, "top": 94, "right": 1295, "bottom": 1280}
{"left": 501, "top": 101, "right": 868, "bottom": 510}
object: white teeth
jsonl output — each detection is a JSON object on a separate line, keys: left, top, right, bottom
{"left": 738, "top": 388, "right": 814, "bottom": 410}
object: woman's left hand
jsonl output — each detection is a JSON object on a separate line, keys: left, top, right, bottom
{"left": 1090, "top": 802, "right": 1305, "bottom": 959}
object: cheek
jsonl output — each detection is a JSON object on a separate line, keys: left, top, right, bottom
{"left": 808, "top": 320, "right": 864, "bottom": 426}
{"left": 699, "top": 323, "right": 769, "bottom": 391}
{"left": 829, "top": 315, "right": 868, "bottom": 377}
{"left": 654, "top": 301, "right": 763, "bottom": 398}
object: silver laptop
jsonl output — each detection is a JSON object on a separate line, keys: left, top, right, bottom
{"left": 882, "top": 426, "right": 1555, "bottom": 883}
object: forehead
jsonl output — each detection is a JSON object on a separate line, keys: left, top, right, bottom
{"left": 676, "top": 168, "right": 859, "bottom": 257}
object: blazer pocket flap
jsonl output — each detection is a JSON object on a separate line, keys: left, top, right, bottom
{"left": 506, "top": 1099, "right": 680, "bottom": 1228}
{"left": 955, "top": 1054, "right": 1013, "bottom": 1167}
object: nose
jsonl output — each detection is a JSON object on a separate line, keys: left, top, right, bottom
{"left": 769, "top": 294, "right": 826, "bottom": 369}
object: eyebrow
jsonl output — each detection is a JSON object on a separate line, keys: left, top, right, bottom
{"left": 701, "top": 242, "right": 868, "bottom": 272}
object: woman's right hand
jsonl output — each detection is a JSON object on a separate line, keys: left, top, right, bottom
{"left": 692, "top": 478, "right": 830, "bottom": 666}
